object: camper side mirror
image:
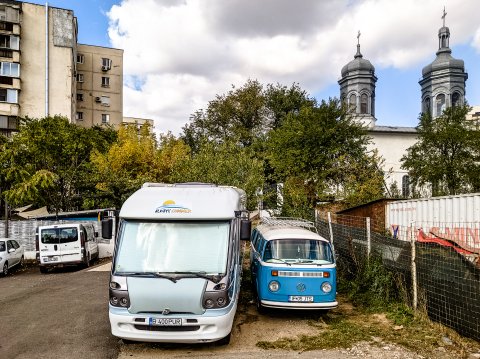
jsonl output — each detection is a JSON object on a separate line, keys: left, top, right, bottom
{"left": 102, "top": 218, "right": 113, "bottom": 240}
{"left": 240, "top": 220, "right": 251, "bottom": 241}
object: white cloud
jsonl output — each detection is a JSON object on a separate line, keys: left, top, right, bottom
{"left": 108, "top": 0, "right": 480, "bottom": 134}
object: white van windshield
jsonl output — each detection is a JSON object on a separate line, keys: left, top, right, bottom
{"left": 263, "top": 239, "right": 334, "bottom": 265}
{"left": 114, "top": 221, "right": 230, "bottom": 275}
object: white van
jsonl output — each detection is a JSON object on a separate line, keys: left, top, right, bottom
{"left": 107, "top": 183, "right": 251, "bottom": 344}
{"left": 36, "top": 223, "right": 99, "bottom": 273}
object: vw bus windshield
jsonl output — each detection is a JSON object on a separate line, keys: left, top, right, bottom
{"left": 114, "top": 221, "right": 230, "bottom": 276}
{"left": 263, "top": 239, "right": 334, "bottom": 265}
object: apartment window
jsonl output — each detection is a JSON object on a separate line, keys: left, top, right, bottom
{"left": 402, "top": 175, "right": 410, "bottom": 198}
{"left": 0, "top": 22, "right": 13, "bottom": 31}
{"left": 0, "top": 115, "right": 6, "bottom": 128}
{"left": 76, "top": 112, "right": 83, "bottom": 120}
{"left": 0, "top": 49, "right": 12, "bottom": 58}
{"left": 0, "top": 6, "right": 5, "bottom": 22}
{"left": 76, "top": 54, "right": 84, "bottom": 64}
{"left": 100, "top": 96, "right": 110, "bottom": 106}
{"left": 76, "top": 93, "right": 83, "bottom": 101}
{"left": 0, "top": 88, "right": 17, "bottom": 103}
{"left": 101, "top": 114, "right": 110, "bottom": 124}
{"left": 0, "top": 76, "right": 12, "bottom": 85}
{"left": 102, "top": 58, "right": 112, "bottom": 70}
{"left": 101, "top": 76, "right": 110, "bottom": 87}
{"left": 0, "top": 62, "right": 19, "bottom": 77}
{"left": 76, "top": 73, "right": 84, "bottom": 82}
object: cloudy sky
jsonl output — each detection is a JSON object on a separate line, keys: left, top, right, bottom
{"left": 33, "top": 0, "right": 480, "bottom": 134}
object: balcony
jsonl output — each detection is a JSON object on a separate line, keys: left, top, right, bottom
{"left": 0, "top": 102, "right": 19, "bottom": 116}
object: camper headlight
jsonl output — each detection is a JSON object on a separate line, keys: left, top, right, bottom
{"left": 204, "top": 299, "right": 215, "bottom": 308}
{"left": 217, "top": 297, "right": 226, "bottom": 307}
{"left": 120, "top": 297, "right": 129, "bottom": 307}
{"left": 321, "top": 282, "right": 332, "bottom": 293}
{"left": 268, "top": 281, "right": 280, "bottom": 292}
{"left": 110, "top": 296, "right": 119, "bottom": 306}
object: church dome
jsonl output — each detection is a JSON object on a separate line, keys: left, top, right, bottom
{"left": 422, "top": 25, "right": 465, "bottom": 77}
{"left": 341, "top": 45, "right": 375, "bottom": 77}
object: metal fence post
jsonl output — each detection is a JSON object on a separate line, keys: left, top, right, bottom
{"left": 410, "top": 223, "right": 418, "bottom": 310}
{"left": 366, "top": 217, "right": 371, "bottom": 259}
{"left": 327, "top": 212, "right": 334, "bottom": 245}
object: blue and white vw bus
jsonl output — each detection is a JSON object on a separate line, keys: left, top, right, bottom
{"left": 250, "top": 218, "right": 337, "bottom": 310}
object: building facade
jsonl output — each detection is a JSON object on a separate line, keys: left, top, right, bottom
{"left": 76, "top": 44, "right": 123, "bottom": 128}
{"left": 0, "top": 1, "right": 123, "bottom": 137}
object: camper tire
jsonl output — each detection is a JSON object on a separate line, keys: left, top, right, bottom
{"left": 216, "top": 333, "right": 231, "bottom": 346}
{"left": 2, "top": 262, "right": 8, "bottom": 276}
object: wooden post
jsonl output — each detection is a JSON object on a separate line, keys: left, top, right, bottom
{"left": 411, "top": 223, "right": 417, "bottom": 310}
{"left": 366, "top": 217, "right": 371, "bottom": 259}
{"left": 327, "top": 212, "right": 334, "bottom": 244}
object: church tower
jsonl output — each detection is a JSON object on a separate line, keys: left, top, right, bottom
{"left": 338, "top": 32, "right": 377, "bottom": 128}
{"left": 419, "top": 9, "right": 468, "bottom": 117}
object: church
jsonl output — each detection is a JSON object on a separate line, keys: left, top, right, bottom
{"left": 338, "top": 13, "right": 468, "bottom": 198}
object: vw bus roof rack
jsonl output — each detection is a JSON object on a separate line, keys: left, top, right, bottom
{"left": 260, "top": 217, "right": 318, "bottom": 233}
{"left": 142, "top": 182, "right": 217, "bottom": 188}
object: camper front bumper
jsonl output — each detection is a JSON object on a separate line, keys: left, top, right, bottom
{"left": 109, "top": 303, "right": 237, "bottom": 343}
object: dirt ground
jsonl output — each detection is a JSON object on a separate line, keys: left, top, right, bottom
{"left": 117, "top": 300, "right": 427, "bottom": 359}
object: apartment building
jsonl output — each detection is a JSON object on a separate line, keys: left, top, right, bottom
{"left": 0, "top": 1, "right": 123, "bottom": 137}
{"left": 76, "top": 44, "right": 123, "bottom": 128}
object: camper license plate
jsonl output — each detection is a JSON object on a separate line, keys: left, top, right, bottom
{"left": 149, "top": 318, "right": 182, "bottom": 326}
{"left": 289, "top": 296, "right": 314, "bottom": 302}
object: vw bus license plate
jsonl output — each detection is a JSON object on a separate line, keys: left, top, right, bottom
{"left": 149, "top": 318, "right": 182, "bottom": 326}
{"left": 289, "top": 296, "right": 314, "bottom": 302}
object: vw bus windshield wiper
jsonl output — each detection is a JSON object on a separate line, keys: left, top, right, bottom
{"left": 171, "top": 271, "right": 221, "bottom": 283}
{"left": 268, "top": 258, "right": 292, "bottom": 266}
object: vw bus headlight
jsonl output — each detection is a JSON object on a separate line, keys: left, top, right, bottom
{"left": 321, "top": 282, "right": 332, "bottom": 293}
{"left": 268, "top": 280, "right": 280, "bottom": 292}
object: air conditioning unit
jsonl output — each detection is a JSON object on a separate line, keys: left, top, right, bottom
{"left": 101, "top": 65, "right": 110, "bottom": 71}
{"left": 95, "top": 97, "right": 101, "bottom": 103}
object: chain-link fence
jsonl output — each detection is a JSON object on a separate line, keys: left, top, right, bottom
{"left": 317, "top": 212, "right": 480, "bottom": 341}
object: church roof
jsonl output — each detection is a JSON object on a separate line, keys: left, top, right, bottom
{"left": 369, "top": 126, "right": 417, "bottom": 134}
{"left": 341, "top": 40, "right": 375, "bottom": 77}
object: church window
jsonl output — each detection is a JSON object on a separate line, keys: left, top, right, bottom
{"left": 435, "top": 94, "right": 446, "bottom": 116}
{"left": 423, "top": 97, "right": 430, "bottom": 114}
{"left": 360, "top": 94, "right": 368, "bottom": 114}
{"left": 349, "top": 94, "right": 356, "bottom": 112}
{"left": 452, "top": 92, "right": 461, "bottom": 107}
{"left": 402, "top": 175, "right": 410, "bottom": 198}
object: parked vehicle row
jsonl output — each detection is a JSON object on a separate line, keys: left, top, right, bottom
{"left": 105, "top": 182, "right": 337, "bottom": 345}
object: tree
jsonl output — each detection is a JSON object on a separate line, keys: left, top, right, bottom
{"left": 181, "top": 80, "right": 314, "bottom": 151}
{"left": 0, "top": 116, "right": 115, "bottom": 213}
{"left": 401, "top": 105, "right": 480, "bottom": 196}
{"left": 267, "top": 99, "right": 384, "bottom": 212}
{"left": 91, "top": 124, "right": 191, "bottom": 208}
{"left": 175, "top": 139, "right": 265, "bottom": 210}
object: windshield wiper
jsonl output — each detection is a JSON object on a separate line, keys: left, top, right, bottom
{"left": 268, "top": 258, "right": 292, "bottom": 266}
{"left": 171, "top": 271, "right": 221, "bottom": 283}
{"left": 154, "top": 272, "right": 177, "bottom": 283}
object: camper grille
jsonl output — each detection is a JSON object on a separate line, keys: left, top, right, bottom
{"left": 134, "top": 325, "right": 200, "bottom": 332}
{"left": 278, "top": 271, "right": 324, "bottom": 278}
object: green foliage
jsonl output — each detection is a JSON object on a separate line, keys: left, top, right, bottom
{"left": 401, "top": 105, "right": 480, "bottom": 196}
{"left": 176, "top": 139, "right": 264, "bottom": 210}
{"left": 0, "top": 116, "right": 114, "bottom": 213}
{"left": 268, "top": 99, "right": 384, "bottom": 210}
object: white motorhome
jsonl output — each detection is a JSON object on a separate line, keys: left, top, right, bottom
{"left": 108, "top": 183, "right": 251, "bottom": 344}
{"left": 36, "top": 223, "right": 99, "bottom": 273}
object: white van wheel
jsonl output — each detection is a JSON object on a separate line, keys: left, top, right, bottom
{"left": 2, "top": 262, "right": 8, "bottom": 276}
{"left": 85, "top": 252, "right": 91, "bottom": 267}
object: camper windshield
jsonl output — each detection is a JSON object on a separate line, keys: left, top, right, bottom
{"left": 263, "top": 239, "right": 334, "bottom": 265}
{"left": 114, "top": 221, "right": 230, "bottom": 275}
